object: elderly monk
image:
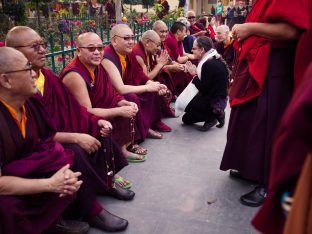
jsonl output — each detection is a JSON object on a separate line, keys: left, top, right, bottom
{"left": 0, "top": 47, "right": 86, "bottom": 234}
{"left": 6, "top": 27, "right": 133, "bottom": 232}
{"left": 6, "top": 26, "right": 133, "bottom": 188}
{"left": 6, "top": 26, "right": 132, "bottom": 189}
{"left": 153, "top": 20, "right": 188, "bottom": 95}
{"left": 59, "top": 32, "right": 147, "bottom": 164}
{"left": 214, "top": 25, "right": 235, "bottom": 70}
{"left": 102, "top": 24, "right": 172, "bottom": 139}
{"left": 131, "top": 30, "right": 175, "bottom": 117}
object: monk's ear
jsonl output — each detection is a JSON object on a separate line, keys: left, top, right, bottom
{"left": 0, "top": 74, "right": 12, "bottom": 89}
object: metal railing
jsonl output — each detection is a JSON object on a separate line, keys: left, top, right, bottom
{"left": 45, "top": 17, "right": 174, "bottom": 74}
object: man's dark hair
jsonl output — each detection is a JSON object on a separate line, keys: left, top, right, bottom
{"left": 170, "top": 21, "right": 186, "bottom": 34}
{"left": 196, "top": 36, "right": 213, "bottom": 52}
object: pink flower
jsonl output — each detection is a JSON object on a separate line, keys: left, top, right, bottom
{"left": 75, "top": 20, "right": 81, "bottom": 26}
{"left": 57, "top": 56, "right": 63, "bottom": 62}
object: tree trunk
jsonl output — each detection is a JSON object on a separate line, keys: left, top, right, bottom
{"left": 115, "top": 0, "right": 121, "bottom": 21}
{"left": 36, "top": 0, "right": 41, "bottom": 29}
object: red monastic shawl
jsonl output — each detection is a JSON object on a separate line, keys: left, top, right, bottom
{"left": 230, "top": 0, "right": 311, "bottom": 106}
{"left": 164, "top": 31, "right": 184, "bottom": 61}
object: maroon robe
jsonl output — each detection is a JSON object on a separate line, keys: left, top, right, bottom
{"left": 252, "top": 65, "right": 312, "bottom": 233}
{"left": 163, "top": 32, "right": 192, "bottom": 95}
{"left": 220, "top": 0, "right": 310, "bottom": 188}
{"left": 34, "top": 68, "right": 128, "bottom": 189}
{"left": 0, "top": 99, "right": 74, "bottom": 234}
{"left": 104, "top": 44, "right": 162, "bottom": 139}
{"left": 131, "top": 41, "right": 175, "bottom": 117}
{"left": 214, "top": 39, "right": 235, "bottom": 70}
{"left": 59, "top": 58, "right": 133, "bottom": 146}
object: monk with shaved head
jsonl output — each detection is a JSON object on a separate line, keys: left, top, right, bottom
{"left": 6, "top": 26, "right": 133, "bottom": 232}
{"left": 103, "top": 24, "right": 172, "bottom": 140}
{"left": 0, "top": 47, "right": 88, "bottom": 233}
{"left": 60, "top": 31, "right": 147, "bottom": 164}
{"left": 131, "top": 30, "right": 176, "bottom": 117}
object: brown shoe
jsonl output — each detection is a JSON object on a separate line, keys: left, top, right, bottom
{"left": 87, "top": 209, "right": 128, "bottom": 232}
{"left": 44, "top": 218, "right": 89, "bottom": 234}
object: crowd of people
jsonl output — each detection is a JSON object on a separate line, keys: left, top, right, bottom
{"left": 0, "top": 0, "right": 312, "bottom": 233}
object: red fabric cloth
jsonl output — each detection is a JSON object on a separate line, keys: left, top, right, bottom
{"left": 230, "top": 0, "right": 311, "bottom": 107}
{"left": 164, "top": 31, "right": 184, "bottom": 61}
{"left": 103, "top": 44, "right": 162, "bottom": 139}
{"left": 0, "top": 41, "right": 5, "bottom": 47}
{"left": 207, "top": 25, "right": 215, "bottom": 40}
{"left": 252, "top": 63, "right": 312, "bottom": 234}
{"left": 37, "top": 68, "right": 101, "bottom": 137}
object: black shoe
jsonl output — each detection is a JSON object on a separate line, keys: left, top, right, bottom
{"left": 229, "top": 170, "right": 258, "bottom": 183}
{"left": 240, "top": 186, "right": 267, "bottom": 207}
{"left": 45, "top": 218, "right": 89, "bottom": 234}
{"left": 87, "top": 209, "right": 128, "bottom": 232}
{"left": 216, "top": 116, "right": 225, "bottom": 128}
{"left": 229, "top": 169, "right": 244, "bottom": 179}
{"left": 197, "top": 119, "right": 218, "bottom": 132}
{"left": 108, "top": 184, "right": 135, "bottom": 201}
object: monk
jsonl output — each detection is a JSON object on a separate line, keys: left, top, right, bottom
{"left": 214, "top": 25, "right": 235, "bottom": 71}
{"left": 153, "top": 20, "right": 189, "bottom": 96}
{"left": 6, "top": 26, "right": 132, "bottom": 189}
{"left": 102, "top": 24, "right": 172, "bottom": 139}
{"left": 6, "top": 27, "right": 133, "bottom": 232}
{"left": 252, "top": 1, "right": 312, "bottom": 232}
{"left": 163, "top": 21, "right": 195, "bottom": 95}
{"left": 220, "top": 0, "right": 308, "bottom": 208}
{"left": 186, "top": 10, "right": 208, "bottom": 37}
{"left": 0, "top": 47, "right": 85, "bottom": 234}
{"left": 131, "top": 30, "right": 175, "bottom": 117}
{"left": 59, "top": 32, "right": 147, "bottom": 164}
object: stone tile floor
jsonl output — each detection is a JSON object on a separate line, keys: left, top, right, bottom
{"left": 91, "top": 108, "right": 261, "bottom": 234}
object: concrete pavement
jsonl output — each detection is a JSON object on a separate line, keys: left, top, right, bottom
{"left": 92, "top": 107, "right": 261, "bottom": 234}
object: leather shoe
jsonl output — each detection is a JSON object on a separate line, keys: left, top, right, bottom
{"left": 108, "top": 184, "right": 135, "bottom": 201}
{"left": 216, "top": 116, "right": 225, "bottom": 128}
{"left": 45, "top": 218, "right": 89, "bottom": 234}
{"left": 197, "top": 119, "right": 218, "bottom": 132}
{"left": 240, "top": 186, "right": 267, "bottom": 207}
{"left": 229, "top": 170, "right": 257, "bottom": 183}
{"left": 87, "top": 209, "right": 128, "bottom": 232}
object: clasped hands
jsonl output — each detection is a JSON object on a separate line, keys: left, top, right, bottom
{"left": 49, "top": 164, "right": 82, "bottom": 198}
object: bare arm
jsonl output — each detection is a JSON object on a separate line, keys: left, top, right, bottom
{"left": 62, "top": 71, "right": 125, "bottom": 118}
{"left": 232, "top": 22, "right": 300, "bottom": 42}
{"left": 101, "top": 59, "right": 161, "bottom": 94}
{"left": 0, "top": 165, "right": 81, "bottom": 196}
{"left": 135, "top": 55, "right": 165, "bottom": 80}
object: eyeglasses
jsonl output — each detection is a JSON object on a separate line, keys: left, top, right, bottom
{"left": 14, "top": 41, "right": 48, "bottom": 52}
{"left": 79, "top": 46, "right": 104, "bottom": 52}
{"left": 159, "top": 30, "right": 168, "bottom": 33}
{"left": 146, "top": 38, "right": 161, "bottom": 47}
{"left": 187, "top": 16, "right": 196, "bottom": 19}
{"left": 3, "top": 62, "right": 33, "bottom": 76}
{"left": 114, "top": 35, "right": 135, "bottom": 41}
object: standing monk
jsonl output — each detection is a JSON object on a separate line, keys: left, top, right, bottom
{"left": 131, "top": 30, "right": 175, "bottom": 117}
{"left": 220, "top": 0, "right": 308, "bottom": 208}
{"left": 102, "top": 24, "right": 172, "bottom": 140}
{"left": 0, "top": 47, "right": 86, "bottom": 234}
